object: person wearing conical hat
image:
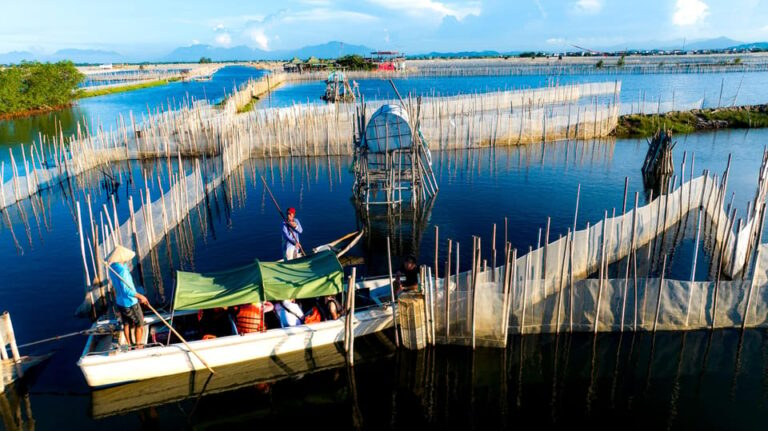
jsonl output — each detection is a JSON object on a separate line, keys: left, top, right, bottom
{"left": 107, "top": 245, "right": 149, "bottom": 347}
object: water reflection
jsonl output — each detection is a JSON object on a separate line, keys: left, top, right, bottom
{"left": 81, "top": 329, "right": 768, "bottom": 430}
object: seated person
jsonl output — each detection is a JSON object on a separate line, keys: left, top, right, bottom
{"left": 320, "top": 295, "right": 343, "bottom": 320}
{"left": 274, "top": 300, "right": 304, "bottom": 327}
{"left": 394, "top": 255, "right": 419, "bottom": 295}
{"left": 198, "top": 307, "right": 234, "bottom": 338}
{"left": 234, "top": 302, "right": 272, "bottom": 334}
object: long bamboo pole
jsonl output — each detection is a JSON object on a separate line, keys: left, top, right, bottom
{"left": 386, "top": 236, "right": 400, "bottom": 347}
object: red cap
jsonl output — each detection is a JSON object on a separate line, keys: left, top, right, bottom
{"left": 287, "top": 207, "right": 296, "bottom": 215}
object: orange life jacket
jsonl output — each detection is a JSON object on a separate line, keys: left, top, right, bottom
{"left": 304, "top": 306, "right": 322, "bottom": 324}
{"left": 236, "top": 304, "right": 264, "bottom": 334}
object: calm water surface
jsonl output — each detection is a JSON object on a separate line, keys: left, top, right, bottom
{"left": 1, "top": 128, "right": 767, "bottom": 429}
{"left": 261, "top": 71, "right": 768, "bottom": 110}
{"left": 2, "top": 67, "right": 768, "bottom": 428}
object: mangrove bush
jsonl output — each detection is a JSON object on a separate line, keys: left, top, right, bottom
{"left": 0, "top": 61, "right": 84, "bottom": 116}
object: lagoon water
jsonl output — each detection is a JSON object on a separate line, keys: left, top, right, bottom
{"left": 1, "top": 67, "right": 768, "bottom": 429}
{"left": 261, "top": 71, "right": 768, "bottom": 110}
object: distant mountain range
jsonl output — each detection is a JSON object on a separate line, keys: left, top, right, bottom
{"left": 0, "top": 48, "right": 125, "bottom": 64}
{"left": 1, "top": 37, "right": 766, "bottom": 65}
{"left": 0, "top": 41, "right": 375, "bottom": 64}
{"left": 595, "top": 37, "right": 749, "bottom": 53}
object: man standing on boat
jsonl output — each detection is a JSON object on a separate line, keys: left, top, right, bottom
{"left": 282, "top": 207, "right": 303, "bottom": 260}
{"left": 107, "top": 245, "right": 149, "bottom": 348}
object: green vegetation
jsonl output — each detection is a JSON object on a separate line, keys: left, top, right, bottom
{"left": 733, "top": 57, "right": 742, "bottom": 65}
{"left": 79, "top": 78, "right": 179, "bottom": 98}
{"left": 595, "top": 59, "right": 604, "bottom": 68}
{"left": 0, "top": 61, "right": 84, "bottom": 117}
{"left": 614, "top": 106, "right": 768, "bottom": 138}
{"left": 617, "top": 55, "right": 626, "bottom": 67}
{"left": 199, "top": 57, "right": 212, "bottom": 64}
{"left": 335, "top": 54, "right": 375, "bottom": 71}
{"left": 519, "top": 51, "right": 546, "bottom": 58}
{"left": 236, "top": 95, "right": 259, "bottom": 113}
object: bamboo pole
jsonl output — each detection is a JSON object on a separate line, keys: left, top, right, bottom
{"left": 386, "top": 236, "right": 400, "bottom": 347}
{"left": 445, "top": 239, "right": 452, "bottom": 339}
{"left": 652, "top": 255, "right": 668, "bottom": 333}
{"left": 684, "top": 209, "right": 703, "bottom": 326}
{"left": 345, "top": 267, "right": 357, "bottom": 365}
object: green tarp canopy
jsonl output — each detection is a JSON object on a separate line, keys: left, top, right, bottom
{"left": 173, "top": 250, "right": 344, "bottom": 311}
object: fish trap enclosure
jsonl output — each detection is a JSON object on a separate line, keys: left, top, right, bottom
{"left": 352, "top": 102, "right": 439, "bottom": 211}
{"left": 321, "top": 71, "right": 356, "bottom": 103}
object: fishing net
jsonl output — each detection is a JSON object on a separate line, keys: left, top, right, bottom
{"left": 429, "top": 171, "right": 768, "bottom": 339}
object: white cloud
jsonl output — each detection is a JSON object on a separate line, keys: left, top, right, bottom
{"left": 366, "top": 0, "right": 481, "bottom": 20}
{"left": 191, "top": 39, "right": 200, "bottom": 45}
{"left": 214, "top": 33, "right": 232, "bottom": 46}
{"left": 281, "top": 9, "right": 377, "bottom": 23}
{"left": 573, "top": 0, "right": 603, "bottom": 14}
{"left": 546, "top": 37, "right": 567, "bottom": 45}
{"left": 213, "top": 23, "right": 225, "bottom": 31}
{"left": 673, "top": 0, "right": 709, "bottom": 26}
{"left": 247, "top": 28, "right": 269, "bottom": 50}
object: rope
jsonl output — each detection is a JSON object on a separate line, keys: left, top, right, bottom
{"left": 17, "top": 324, "right": 119, "bottom": 349}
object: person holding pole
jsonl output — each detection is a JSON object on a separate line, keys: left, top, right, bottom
{"left": 106, "top": 245, "right": 149, "bottom": 348}
{"left": 281, "top": 207, "right": 303, "bottom": 260}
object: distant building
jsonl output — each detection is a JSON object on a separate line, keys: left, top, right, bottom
{"left": 369, "top": 51, "right": 406, "bottom": 71}
{"left": 98, "top": 64, "right": 113, "bottom": 70}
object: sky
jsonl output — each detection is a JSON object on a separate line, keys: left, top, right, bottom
{"left": 1, "top": 0, "right": 768, "bottom": 55}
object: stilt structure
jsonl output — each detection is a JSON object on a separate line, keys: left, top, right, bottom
{"left": 322, "top": 71, "right": 356, "bottom": 103}
{"left": 641, "top": 129, "right": 676, "bottom": 193}
{"left": 352, "top": 101, "right": 438, "bottom": 212}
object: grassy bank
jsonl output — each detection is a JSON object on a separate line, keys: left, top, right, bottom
{"left": 236, "top": 96, "right": 259, "bottom": 113}
{"left": 614, "top": 105, "right": 768, "bottom": 138}
{"left": 79, "top": 78, "right": 180, "bottom": 98}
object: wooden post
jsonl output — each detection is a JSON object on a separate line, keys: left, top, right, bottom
{"left": 471, "top": 237, "right": 481, "bottom": 350}
{"left": 652, "top": 255, "right": 668, "bottom": 333}
{"left": 386, "top": 236, "right": 400, "bottom": 347}
{"left": 594, "top": 211, "right": 609, "bottom": 334}
{"left": 742, "top": 203, "right": 766, "bottom": 330}
{"left": 684, "top": 209, "right": 703, "bottom": 326}
{"left": 556, "top": 230, "right": 570, "bottom": 333}
{"left": 445, "top": 239, "right": 452, "bottom": 339}
{"left": 492, "top": 223, "right": 497, "bottom": 281}
{"left": 521, "top": 246, "right": 531, "bottom": 335}
{"left": 1, "top": 312, "right": 22, "bottom": 370}
{"left": 76, "top": 202, "right": 91, "bottom": 288}
{"left": 345, "top": 267, "right": 357, "bottom": 365}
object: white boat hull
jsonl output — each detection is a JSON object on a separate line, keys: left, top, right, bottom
{"left": 78, "top": 305, "right": 393, "bottom": 388}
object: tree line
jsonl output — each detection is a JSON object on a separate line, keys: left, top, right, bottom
{"left": 0, "top": 61, "right": 84, "bottom": 116}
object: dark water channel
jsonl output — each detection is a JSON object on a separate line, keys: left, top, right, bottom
{"left": 1, "top": 127, "right": 768, "bottom": 428}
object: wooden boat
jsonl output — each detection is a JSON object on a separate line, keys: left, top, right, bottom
{"left": 78, "top": 249, "right": 395, "bottom": 388}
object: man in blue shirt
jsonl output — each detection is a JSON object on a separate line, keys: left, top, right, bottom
{"left": 107, "top": 245, "right": 149, "bottom": 347}
{"left": 282, "top": 207, "right": 303, "bottom": 260}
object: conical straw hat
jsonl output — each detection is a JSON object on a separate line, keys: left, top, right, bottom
{"left": 107, "top": 244, "right": 136, "bottom": 263}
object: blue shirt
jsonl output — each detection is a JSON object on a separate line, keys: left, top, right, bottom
{"left": 109, "top": 262, "right": 138, "bottom": 308}
{"left": 281, "top": 219, "right": 303, "bottom": 249}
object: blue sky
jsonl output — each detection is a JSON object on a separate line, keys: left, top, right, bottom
{"left": 2, "top": 0, "right": 768, "bottom": 55}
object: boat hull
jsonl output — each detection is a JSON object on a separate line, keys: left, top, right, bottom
{"left": 78, "top": 306, "right": 393, "bottom": 388}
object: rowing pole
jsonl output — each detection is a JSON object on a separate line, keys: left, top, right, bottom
{"left": 259, "top": 175, "right": 307, "bottom": 257}
{"left": 105, "top": 263, "right": 216, "bottom": 374}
